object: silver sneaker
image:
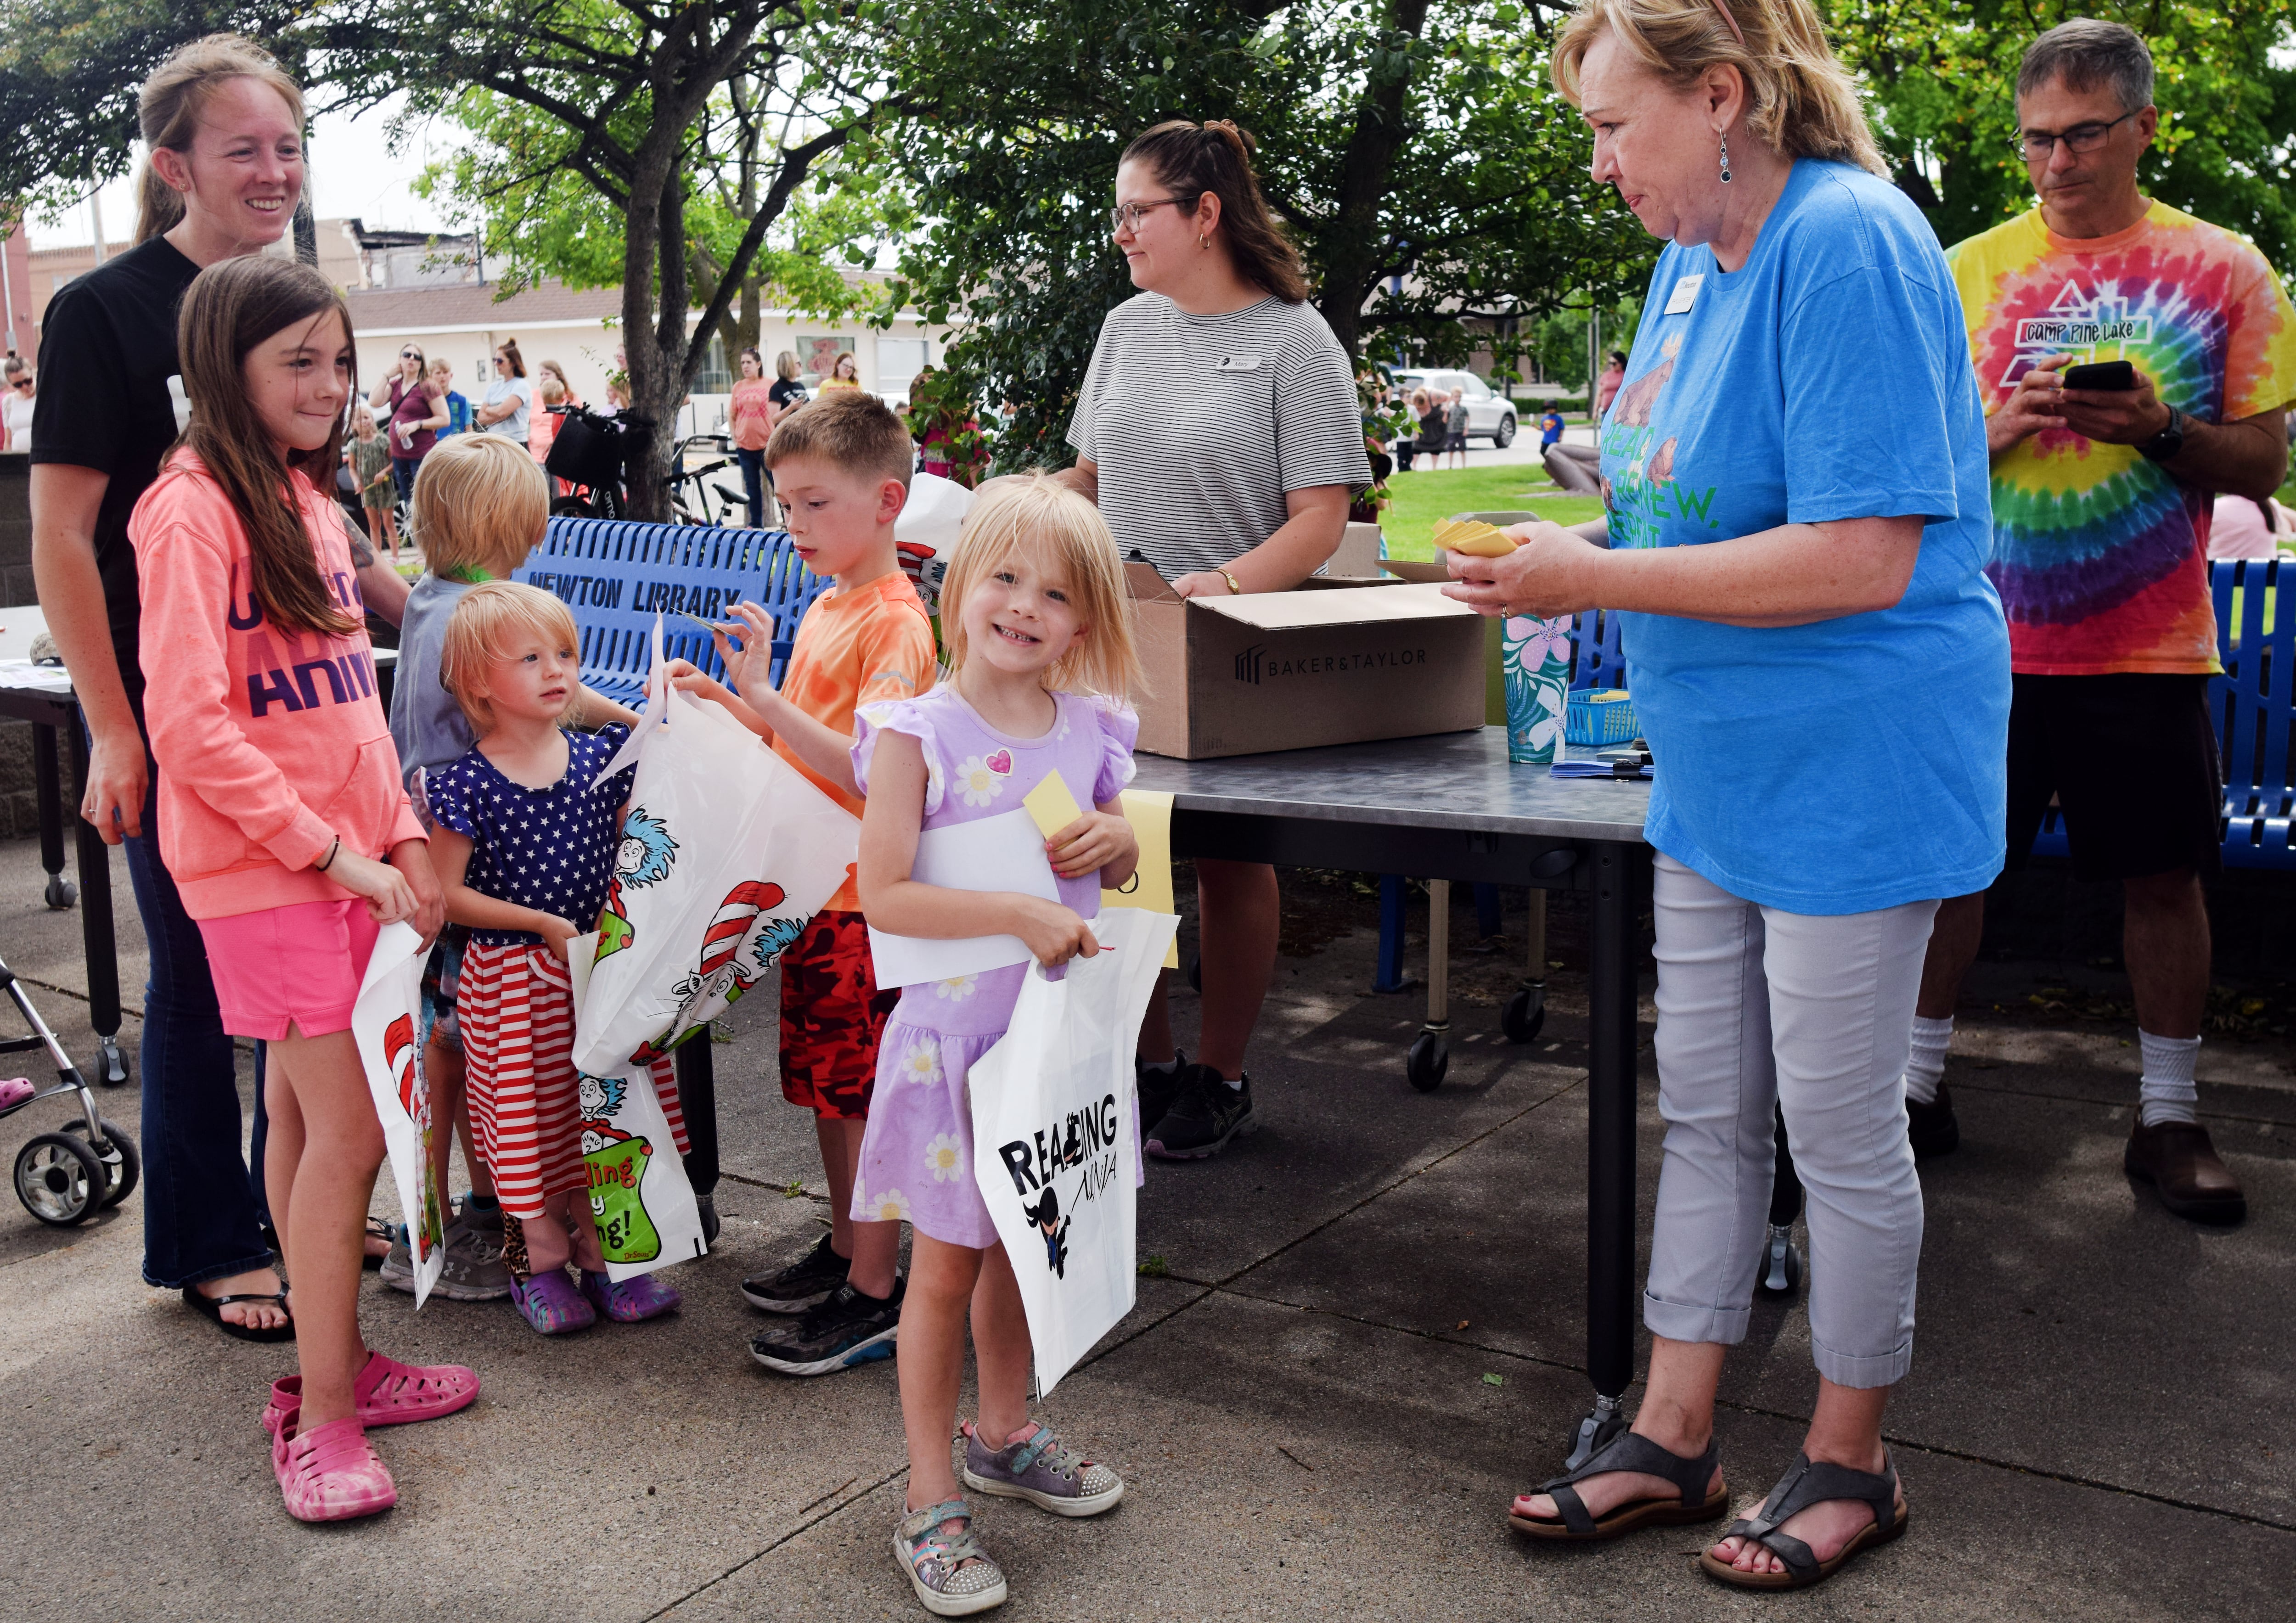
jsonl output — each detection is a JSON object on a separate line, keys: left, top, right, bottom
{"left": 892, "top": 1498, "right": 1006, "bottom": 1616}
{"left": 383, "top": 1219, "right": 514, "bottom": 1301}
{"left": 959, "top": 1421, "right": 1124, "bottom": 1516}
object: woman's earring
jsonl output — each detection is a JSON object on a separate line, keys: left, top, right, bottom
{"left": 1199, "top": 233, "right": 1210, "bottom": 251}
{"left": 1719, "top": 132, "right": 1733, "bottom": 185}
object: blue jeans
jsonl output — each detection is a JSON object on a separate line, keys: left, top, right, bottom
{"left": 122, "top": 762, "right": 273, "bottom": 1289}
{"left": 737, "top": 448, "right": 767, "bottom": 527}
{"left": 391, "top": 456, "right": 421, "bottom": 506}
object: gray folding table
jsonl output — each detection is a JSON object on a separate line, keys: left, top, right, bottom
{"left": 1132, "top": 724, "right": 1653, "bottom": 1466}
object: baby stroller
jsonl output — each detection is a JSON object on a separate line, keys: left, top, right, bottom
{"left": 1, "top": 953, "right": 137, "bottom": 1226}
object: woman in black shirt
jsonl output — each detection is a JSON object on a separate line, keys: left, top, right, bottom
{"left": 31, "top": 37, "right": 425, "bottom": 1338}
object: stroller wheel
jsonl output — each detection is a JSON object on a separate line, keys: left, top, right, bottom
{"left": 14, "top": 1132, "right": 105, "bottom": 1226}
{"left": 63, "top": 1118, "right": 139, "bottom": 1208}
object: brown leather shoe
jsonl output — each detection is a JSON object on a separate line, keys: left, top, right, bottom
{"left": 2125, "top": 1120, "right": 2246, "bottom": 1225}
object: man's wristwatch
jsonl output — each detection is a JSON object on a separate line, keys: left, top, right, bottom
{"left": 2136, "top": 403, "right": 2187, "bottom": 464}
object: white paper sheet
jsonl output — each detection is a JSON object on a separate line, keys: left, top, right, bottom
{"left": 350, "top": 922, "right": 446, "bottom": 1307}
{"left": 866, "top": 809, "right": 1063, "bottom": 989}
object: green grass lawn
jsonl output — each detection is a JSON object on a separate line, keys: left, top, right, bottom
{"left": 1378, "top": 465, "right": 1604, "bottom": 560}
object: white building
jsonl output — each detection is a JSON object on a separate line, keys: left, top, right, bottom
{"left": 343, "top": 272, "right": 949, "bottom": 438}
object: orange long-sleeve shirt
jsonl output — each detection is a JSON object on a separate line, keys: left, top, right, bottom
{"left": 130, "top": 449, "right": 423, "bottom": 920}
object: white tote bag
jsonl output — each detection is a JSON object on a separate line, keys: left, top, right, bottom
{"left": 967, "top": 908, "right": 1179, "bottom": 1395}
{"left": 574, "top": 616, "right": 860, "bottom": 1074}
{"left": 350, "top": 921, "right": 446, "bottom": 1307}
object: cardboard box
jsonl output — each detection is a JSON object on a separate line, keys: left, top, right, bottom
{"left": 1319, "top": 521, "right": 1387, "bottom": 579}
{"left": 1127, "top": 563, "right": 1487, "bottom": 759}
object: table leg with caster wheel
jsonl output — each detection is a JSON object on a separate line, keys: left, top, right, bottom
{"left": 1502, "top": 887, "right": 1548, "bottom": 1045}
{"left": 1569, "top": 841, "right": 1641, "bottom": 1469}
{"left": 33, "top": 724, "right": 76, "bottom": 911}
{"left": 1756, "top": 1105, "right": 1804, "bottom": 1297}
{"left": 63, "top": 728, "right": 128, "bottom": 1088}
{"left": 1407, "top": 880, "right": 1450, "bottom": 1092}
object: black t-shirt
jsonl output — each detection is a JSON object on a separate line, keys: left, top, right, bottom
{"left": 30, "top": 236, "right": 201, "bottom": 714}
{"left": 769, "top": 378, "right": 807, "bottom": 410}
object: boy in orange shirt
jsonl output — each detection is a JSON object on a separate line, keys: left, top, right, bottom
{"left": 666, "top": 390, "right": 937, "bottom": 1374}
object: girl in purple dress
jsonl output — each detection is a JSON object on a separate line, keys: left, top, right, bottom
{"left": 852, "top": 477, "right": 1144, "bottom": 1616}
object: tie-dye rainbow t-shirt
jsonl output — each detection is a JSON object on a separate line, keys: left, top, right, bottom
{"left": 1947, "top": 202, "right": 2296, "bottom": 674}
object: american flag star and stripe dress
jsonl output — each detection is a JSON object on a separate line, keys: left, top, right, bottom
{"left": 427, "top": 723, "right": 687, "bottom": 1220}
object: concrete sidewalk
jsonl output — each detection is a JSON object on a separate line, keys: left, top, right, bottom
{"left": 0, "top": 838, "right": 2289, "bottom": 1620}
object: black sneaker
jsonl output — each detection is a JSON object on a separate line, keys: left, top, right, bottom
{"left": 1136, "top": 1049, "right": 1188, "bottom": 1134}
{"left": 741, "top": 1231, "right": 849, "bottom": 1313}
{"left": 1908, "top": 1083, "right": 1960, "bottom": 1160}
{"left": 1144, "top": 1065, "right": 1256, "bottom": 1160}
{"left": 749, "top": 1277, "right": 905, "bottom": 1376}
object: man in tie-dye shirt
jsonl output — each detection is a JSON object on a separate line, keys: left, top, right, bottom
{"left": 1913, "top": 22, "right": 2293, "bottom": 1224}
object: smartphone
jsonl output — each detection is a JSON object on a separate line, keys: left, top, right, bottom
{"left": 2060, "top": 359, "right": 2136, "bottom": 392}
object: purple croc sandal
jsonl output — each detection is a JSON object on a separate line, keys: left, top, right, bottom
{"left": 511, "top": 1269, "right": 597, "bottom": 1335}
{"left": 580, "top": 1269, "right": 682, "bottom": 1323}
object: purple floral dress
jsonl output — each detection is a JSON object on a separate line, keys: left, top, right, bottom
{"left": 849, "top": 685, "right": 1139, "bottom": 1247}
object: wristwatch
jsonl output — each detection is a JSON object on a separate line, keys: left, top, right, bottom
{"left": 2136, "top": 403, "right": 2187, "bottom": 464}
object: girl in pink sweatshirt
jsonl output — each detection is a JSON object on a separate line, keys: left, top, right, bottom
{"left": 130, "top": 256, "right": 476, "bottom": 1524}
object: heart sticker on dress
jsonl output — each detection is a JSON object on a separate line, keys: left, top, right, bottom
{"left": 983, "top": 749, "right": 1013, "bottom": 775}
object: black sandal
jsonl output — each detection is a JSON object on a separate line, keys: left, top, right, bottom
{"left": 181, "top": 1285, "right": 296, "bottom": 1343}
{"left": 1510, "top": 1430, "right": 1727, "bottom": 1541}
{"left": 1698, "top": 1449, "right": 1907, "bottom": 1589}
{"left": 363, "top": 1216, "right": 396, "bottom": 1268}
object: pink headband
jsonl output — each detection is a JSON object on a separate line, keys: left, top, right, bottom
{"left": 1710, "top": 0, "right": 1747, "bottom": 46}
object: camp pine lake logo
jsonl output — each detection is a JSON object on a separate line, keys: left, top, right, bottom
{"left": 2003, "top": 281, "right": 2153, "bottom": 386}
{"left": 1232, "top": 643, "right": 1432, "bottom": 685}
{"left": 995, "top": 1091, "right": 1124, "bottom": 1280}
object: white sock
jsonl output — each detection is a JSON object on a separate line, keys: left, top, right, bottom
{"left": 1221, "top": 1075, "right": 1244, "bottom": 1091}
{"left": 1902, "top": 1015, "right": 1953, "bottom": 1106}
{"left": 1138, "top": 1056, "right": 1181, "bottom": 1077}
{"left": 2137, "top": 1031, "right": 2200, "bottom": 1127}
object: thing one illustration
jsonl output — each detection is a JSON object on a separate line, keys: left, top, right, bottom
{"left": 594, "top": 808, "right": 678, "bottom": 962}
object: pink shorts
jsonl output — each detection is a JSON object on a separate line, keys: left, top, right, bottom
{"left": 196, "top": 898, "right": 381, "bottom": 1041}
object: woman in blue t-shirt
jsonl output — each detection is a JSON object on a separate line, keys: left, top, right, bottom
{"left": 1448, "top": 0, "right": 2007, "bottom": 1592}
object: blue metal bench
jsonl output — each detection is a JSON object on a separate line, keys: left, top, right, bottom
{"left": 514, "top": 518, "right": 830, "bottom": 709}
{"left": 2028, "top": 558, "right": 2295, "bottom": 870}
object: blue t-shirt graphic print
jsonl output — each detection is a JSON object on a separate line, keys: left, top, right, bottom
{"left": 1598, "top": 159, "right": 2010, "bottom": 915}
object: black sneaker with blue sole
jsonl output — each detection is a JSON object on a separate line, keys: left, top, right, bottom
{"left": 1145, "top": 1065, "right": 1256, "bottom": 1160}
{"left": 750, "top": 1277, "right": 905, "bottom": 1376}
{"left": 742, "top": 1230, "right": 849, "bottom": 1313}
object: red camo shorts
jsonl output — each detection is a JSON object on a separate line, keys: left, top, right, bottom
{"left": 778, "top": 910, "right": 898, "bottom": 1120}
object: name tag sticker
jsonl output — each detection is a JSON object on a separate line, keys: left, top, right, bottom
{"left": 1664, "top": 275, "right": 1703, "bottom": 315}
{"left": 1216, "top": 354, "right": 1263, "bottom": 372}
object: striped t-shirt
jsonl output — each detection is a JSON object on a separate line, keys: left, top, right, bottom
{"left": 1067, "top": 292, "right": 1372, "bottom": 578}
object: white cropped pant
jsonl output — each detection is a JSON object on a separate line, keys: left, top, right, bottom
{"left": 1642, "top": 854, "right": 1938, "bottom": 1388}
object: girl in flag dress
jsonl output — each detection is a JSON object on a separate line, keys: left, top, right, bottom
{"left": 426, "top": 582, "right": 687, "bottom": 1334}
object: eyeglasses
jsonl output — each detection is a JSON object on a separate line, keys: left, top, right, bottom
{"left": 8, "top": 379, "right": 29, "bottom": 391}
{"left": 2014, "top": 107, "right": 2143, "bottom": 158}
{"left": 400, "top": 349, "right": 421, "bottom": 359}
{"left": 1109, "top": 197, "right": 1192, "bottom": 232}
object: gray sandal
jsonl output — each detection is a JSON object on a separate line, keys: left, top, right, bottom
{"left": 1698, "top": 1449, "right": 1908, "bottom": 1589}
{"left": 892, "top": 1498, "right": 1007, "bottom": 1616}
{"left": 1511, "top": 1430, "right": 1727, "bottom": 1541}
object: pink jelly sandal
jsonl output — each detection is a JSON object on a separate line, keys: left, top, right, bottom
{"left": 272, "top": 1410, "right": 397, "bottom": 1522}
{"left": 580, "top": 1269, "right": 682, "bottom": 1323}
{"left": 0, "top": 1077, "right": 34, "bottom": 1112}
{"left": 264, "top": 1350, "right": 480, "bottom": 1434}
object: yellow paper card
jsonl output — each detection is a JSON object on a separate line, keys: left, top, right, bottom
{"left": 1022, "top": 770, "right": 1086, "bottom": 840}
{"left": 1102, "top": 789, "right": 1179, "bottom": 969}
{"left": 1432, "top": 517, "right": 1517, "bottom": 557}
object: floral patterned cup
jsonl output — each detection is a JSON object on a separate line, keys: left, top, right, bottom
{"left": 1503, "top": 614, "right": 1575, "bottom": 765}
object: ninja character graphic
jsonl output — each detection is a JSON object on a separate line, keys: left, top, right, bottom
{"left": 1021, "top": 1186, "right": 1070, "bottom": 1279}
{"left": 595, "top": 808, "right": 677, "bottom": 962}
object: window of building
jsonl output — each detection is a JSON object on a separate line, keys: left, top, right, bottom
{"left": 694, "top": 332, "right": 733, "bottom": 394}
{"left": 877, "top": 337, "right": 928, "bottom": 399}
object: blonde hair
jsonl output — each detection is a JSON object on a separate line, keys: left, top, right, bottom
{"left": 411, "top": 434, "right": 548, "bottom": 584}
{"left": 135, "top": 35, "right": 306, "bottom": 245}
{"left": 938, "top": 477, "right": 1142, "bottom": 701}
{"left": 1552, "top": 0, "right": 1885, "bottom": 177}
{"left": 439, "top": 581, "right": 582, "bottom": 733}
{"left": 540, "top": 377, "right": 567, "bottom": 405}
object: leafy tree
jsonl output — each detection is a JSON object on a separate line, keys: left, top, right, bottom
{"left": 882, "top": 0, "right": 1654, "bottom": 470}
{"left": 308, "top": 0, "right": 895, "bottom": 518}
{"left": 1836, "top": 0, "right": 2296, "bottom": 270}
